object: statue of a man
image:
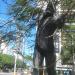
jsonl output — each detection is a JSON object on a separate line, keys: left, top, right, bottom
{"left": 33, "top": 1, "right": 67, "bottom": 75}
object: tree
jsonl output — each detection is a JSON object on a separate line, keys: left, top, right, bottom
{"left": 61, "top": 0, "right": 75, "bottom": 9}
{"left": 0, "top": 53, "right": 29, "bottom": 69}
{"left": 61, "top": 25, "right": 75, "bottom": 64}
{"left": 0, "top": 53, "right": 14, "bottom": 69}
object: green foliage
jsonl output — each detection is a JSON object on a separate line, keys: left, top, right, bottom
{"left": 16, "top": 0, "right": 27, "bottom": 6}
{"left": 61, "top": 0, "right": 75, "bottom": 9}
{"left": 64, "top": 25, "right": 75, "bottom": 30}
{"left": 61, "top": 26, "right": 75, "bottom": 64}
{"left": 61, "top": 47, "right": 73, "bottom": 64}
{"left": 0, "top": 53, "right": 14, "bottom": 68}
{"left": 0, "top": 53, "right": 33, "bottom": 69}
{"left": 10, "top": 0, "right": 42, "bottom": 21}
{"left": 16, "top": 6, "right": 42, "bottom": 20}
{"left": 0, "top": 54, "right": 13, "bottom": 69}
{"left": 25, "top": 55, "right": 32, "bottom": 61}
{"left": 0, "top": 53, "right": 25, "bottom": 69}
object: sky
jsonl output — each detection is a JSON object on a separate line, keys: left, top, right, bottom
{"left": 0, "top": 0, "right": 36, "bottom": 57}
{"left": 0, "top": 0, "right": 15, "bottom": 20}
{"left": 0, "top": 0, "right": 12, "bottom": 54}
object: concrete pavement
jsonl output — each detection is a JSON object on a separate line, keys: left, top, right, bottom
{"left": 0, "top": 72, "right": 13, "bottom": 75}
{"left": 0, "top": 72, "right": 24, "bottom": 75}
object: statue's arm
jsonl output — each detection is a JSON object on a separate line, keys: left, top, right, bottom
{"left": 56, "top": 7, "right": 73, "bottom": 29}
{"left": 56, "top": 12, "right": 69, "bottom": 29}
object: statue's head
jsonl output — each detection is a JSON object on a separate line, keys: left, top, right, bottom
{"left": 46, "top": 0, "right": 59, "bottom": 16}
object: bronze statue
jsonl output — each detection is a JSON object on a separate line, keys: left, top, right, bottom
{"left": 33, "top": 1, "right": 68, "bottom": 75}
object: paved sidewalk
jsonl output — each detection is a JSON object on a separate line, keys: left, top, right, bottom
{"left": 0, "top": 72, "right": 24, "bottom": 75}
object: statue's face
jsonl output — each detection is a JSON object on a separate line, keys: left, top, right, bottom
{"left": 46, "top": 2, "right": 55, "bottom": 16}
{"left": 46, "top": 1, "right": 60, "bottom": 16}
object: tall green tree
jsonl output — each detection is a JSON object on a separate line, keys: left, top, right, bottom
{"left": 0, "top": 53, "right": 30, "bottom": 69}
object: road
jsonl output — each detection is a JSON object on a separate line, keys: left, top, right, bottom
{"left": 0, "top": 70, "right": 31, "bottom": 75}
{"left": 0, "top": 72, "right": 24, "bottom": 75}
{"left": 0, "top": 72, "right": 13, "bottom": 75}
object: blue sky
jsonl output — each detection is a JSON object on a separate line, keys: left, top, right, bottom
{"left": 0, "top": 0, "right": 36, "bottom": 56}
{"left": 0, "top": 0, "right": 14, "bottom": 20}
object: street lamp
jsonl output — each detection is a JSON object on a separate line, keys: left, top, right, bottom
{"left": 13, "top": 51, "right": 17, "bottom": 75}
{"left": 13, "top": 50, "right": 24, "bottom": 75}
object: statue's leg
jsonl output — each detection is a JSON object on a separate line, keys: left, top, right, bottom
{"left": 33, "top": 49, "right": 44, "bottom": 75}
{"left": 45, "top": 52, "right": 56, "bottom": 75}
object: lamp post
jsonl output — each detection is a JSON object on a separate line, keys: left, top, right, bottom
{"left": 13, "top": 51, "right": 17, "bottom": 75}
